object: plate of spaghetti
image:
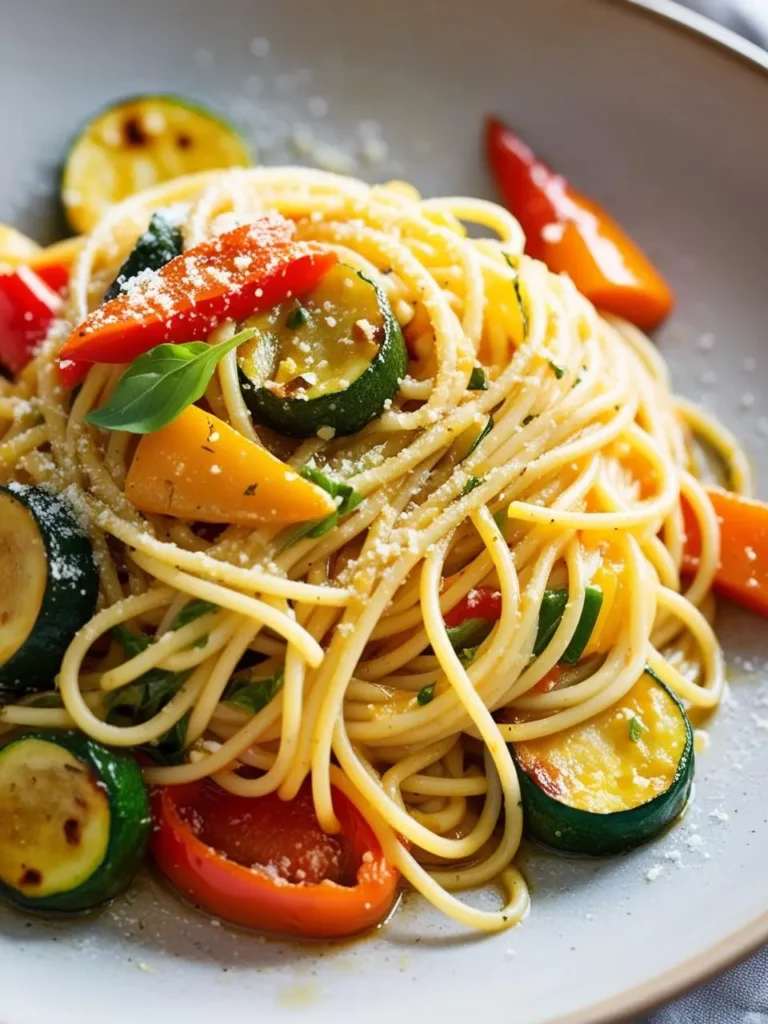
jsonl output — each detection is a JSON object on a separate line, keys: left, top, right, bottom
{"left": 1, "top": 0, "right": 768, "bottom": 1022}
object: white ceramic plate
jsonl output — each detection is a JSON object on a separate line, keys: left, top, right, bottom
{"left": 1, "top": 2, "right": 767, "bottom": 1021}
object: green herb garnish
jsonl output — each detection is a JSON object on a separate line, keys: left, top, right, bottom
{"left": 286, "top": 304, "right": 310, "bottom": 329}
{"left": 282, "top": 465, "right": 363, "bottom": 547}
{"left": 224, "top": 669, "right": 284, "bottom": 714}
{"left": 417, "top": 684, "right": 435, "bottom": 706}
{"left": 86, "top": 327, "right": 256, "bottom": 434}
{"left": 461, "top": 476, "right": 482, "bottom": 497}
{"left": 548, "top": 360, "right": 565, "bottom": 380}
{"left": 111, "top": 624, "right": 151, "bottom": 658}
{"left": 458, "top": 645, "right": 480, "bottom": 667}
{"left": 171, "top": 599, "right": 219, "bottom": 631}
{"left": 468, "top": 366, "right": 488, "bottom": 391}
{"left": 629, "top": 716, "right": 647, "bottom": 743}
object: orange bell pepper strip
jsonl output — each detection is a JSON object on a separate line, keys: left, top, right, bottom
{"left": 485, "top": 116, "right": 674, "bottom": 330}
{"left": 150, "top": 779, "right": 399, "bottom": 938}
{"left": 58, "top": 213, "right": 337, "bottom": 387}
{"left": 124, "top": 405, "right": 335, "bottom": 526}
{"left": 683, "top": 488, "right": 768, "bottom": 616}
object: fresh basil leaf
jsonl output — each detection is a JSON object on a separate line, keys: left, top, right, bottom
{"left": 111, "top": 624, "right": 151, "bottom": 658}
{"left": 417, "top": 684, "right": 435, "bottom": 706}
{"left": 629, "top": 716, "right": 646, "bottom": 743}
{"left": 86, "top": 327, "right": 256, "bottom": 434}
{"left": 171, "top": 599, "right": 219, "bottom": 631}
{"left": 468, "top": 366, "right": 488, "bottom": 391}
{"left": 224, "top": 669, "right": 284, "bottom": 713}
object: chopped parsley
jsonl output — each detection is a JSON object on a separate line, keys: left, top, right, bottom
{"left": 548, "top": 359, "right": 565, "bottom": 380}
{"left": 461, "top": 476, "right": 482, "bottom": 497}
{"left": 458, "top": 645, "right": 480, "bottom": 667}
{"left": 468, "top": 366, "right": 488, "bottom": 391}
{"left": 629, "top": 716, "right": 647, "bottom": 743}
{"left": 417, "top": 684, "right": 435, "bottom": 706}
{"left": 286, "top": 304, "right": 310, "bottom": 329}
{"left": 224, "top": 670, "right": 284, "bottom": 714}
{"left": 171, "top": 599, "right": 219, "bottom": 630}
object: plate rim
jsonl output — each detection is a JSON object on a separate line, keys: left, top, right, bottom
{"left": 1, "top": 2, "right": 766, "bottom": 1022}
{"left": 550, "top": 9, "right": 768, "bottom": 1023}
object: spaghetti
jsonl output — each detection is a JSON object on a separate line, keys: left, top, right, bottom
{"left": 0, "top": 166, "right": 741, "bottom": 933}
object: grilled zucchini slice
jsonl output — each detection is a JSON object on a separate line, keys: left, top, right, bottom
{"left": 62, "top": 95, "right": 252, "bottom": 233}
{"left": 0, "top": 484, "right": 99, "bottom": 694}
{"left": 238, "top": 265, "right": 407, "bottom": 438}
{"left": 0, "top": 731, "right": 150, "bottom": 915}
{"left": 513, "top": 671, "right": 694, "bottom": 855}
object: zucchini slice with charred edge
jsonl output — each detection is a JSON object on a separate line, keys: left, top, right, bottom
{"left": 238, "top": 264, "right": 407, "bottom": 437}
{"left": 0, "top": 731, "right": 150, "bottom": 915}
{"left": 103, "top": 211, "right": 183, "bottom": 302}
{"left": 0, "top": 485, "right": 99, "bottom": 695}
{"left": 62, "top": 95, "right": 252, "bottom": 233}
{"left": 513, "top": 671, "right": 693, "bottom": 856}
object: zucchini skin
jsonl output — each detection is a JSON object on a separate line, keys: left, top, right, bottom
{"left": 0, "top": 485, "right": 99, "bottom": 695}
{"left": 0, "top": 731, "right": 150, "bottom": 916}
{"left": 513, "top": 676, "right": 694, "bottom": 856}
{"left": 239, "top": 277, "right": 407, "bottom": 438}
{"left": 103, "top": 212, "right": 183, "bottom": 302}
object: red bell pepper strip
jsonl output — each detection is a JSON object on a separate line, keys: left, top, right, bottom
{"left": 0, "top": 266, "right": 62, "bottom": 375}
{"left": 443, "top": 586, "right": 502, "bottom": 628}
{"left": 150, "top": 779, "right": 399, "bottom": 938}
{"left": 683, "top": 488, "right": 768, "bottom": 616}
{"left": 485, "top": 116, "right": 674, "bottom": 330}
{"left": 35, "top": 262, "right": 70, "bottom": 296}
{"left": 58, "top": 213, "right": 338, "bottom": 388}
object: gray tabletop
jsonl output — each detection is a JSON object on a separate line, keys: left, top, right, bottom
{"left": 641, "top": 5, "right": 767, "bottom": 1023}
